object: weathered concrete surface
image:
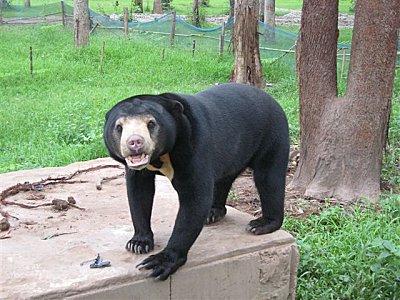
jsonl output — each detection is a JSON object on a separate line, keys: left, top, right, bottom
{"left": 0, "top": 158, "right": 298, "bottom": 299}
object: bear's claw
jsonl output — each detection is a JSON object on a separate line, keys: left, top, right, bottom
{"left": 137, "top": 250, "right": 187, "bottom": 281}
{"left": 126, "top": 236, "right": 154, "bottom": 254}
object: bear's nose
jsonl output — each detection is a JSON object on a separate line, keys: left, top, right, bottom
{"left": 127, "top": 134, "right": 145, "bottom": 152}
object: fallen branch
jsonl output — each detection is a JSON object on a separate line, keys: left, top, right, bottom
{"left": 0, "top": 164, "right": 122, "bottom": 205}
{"left": 96, "top": 172, "right": 125, "bottom": 190}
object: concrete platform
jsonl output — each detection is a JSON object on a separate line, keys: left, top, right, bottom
{"left": 0, "top": 158, "right": 298, "bottom": 300}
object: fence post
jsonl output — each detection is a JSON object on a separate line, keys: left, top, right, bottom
{"left": 219, "top": 22, "right": 225, "bottom": 58}
{"left": 170, "top": 11, "right": 176, "bottom": 47}
{"left": 124, "top": 7, "right": 129, "bottom": 37}
{"left": 29, "top": 46, "right": 33, "bottom": 76}
{"left": 61, "top": 1, "right": 66, "bottom": 26}
{"left": 340, "top": 48, "right": 346, "bottom": 78}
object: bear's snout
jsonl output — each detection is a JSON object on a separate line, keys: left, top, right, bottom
{"left": 127, "top": 134, "right": 145, "bottom": 154}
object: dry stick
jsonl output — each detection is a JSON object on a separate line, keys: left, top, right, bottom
{"left": 170, "top": 11, "right": 176, "bottom": 47}
{"left": 124, "top": 7, "right": 129, "bottom": 38}
{"left": 99, "top": 40, "right": 106, "bottom": 73}
{"left": 96, "top": 172, "right": 124, "bottom": 190}
{"left": 61, "top": 0, "right": 66, "bottom": 26}
{"left": 0, "top": 164, "right": 122, "bottom": 205}
{"left": 161, "top": 48, "right": 165, "bottom": 62}
{"left": 29, "top": 46, "right": 33, "bottom": 76}
{"left": 89, "top": 23, "right": 99, "bottom": 34}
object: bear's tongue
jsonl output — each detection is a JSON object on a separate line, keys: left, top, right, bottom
{"left": 125, "top": 153, "right": 149, "bottom": 168}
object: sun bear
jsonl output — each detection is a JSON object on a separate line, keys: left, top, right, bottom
{"left": 103, "top": 83, "right": 290, "bottom": 280}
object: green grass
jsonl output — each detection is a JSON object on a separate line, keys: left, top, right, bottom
{"left": 0, "top": 24, "right": 399, "bottom": 299}
{"left": 284, "top": 197, "right": 400, "bottom": 299}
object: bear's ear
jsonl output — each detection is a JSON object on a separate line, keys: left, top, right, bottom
{"left": 157, "top": 93, "right": 184, "bottom": 114}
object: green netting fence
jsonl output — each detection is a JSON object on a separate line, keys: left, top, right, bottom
{"left": 1, "top": 1, "right": 399, "bottom": 67}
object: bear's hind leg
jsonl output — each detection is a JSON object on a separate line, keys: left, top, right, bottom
{"left": 205, "top": 176, "right": 236, "bottom": 225}
{"left": 248, "top": 159, "right": 286, "bottom": 235}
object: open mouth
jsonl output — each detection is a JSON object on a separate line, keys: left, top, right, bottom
{"left": 125, "top": 153, "right": 150, "bottom": 169}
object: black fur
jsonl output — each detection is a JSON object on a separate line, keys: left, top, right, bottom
{"left": 104, "top": 83, "right": 290, "bottom": 280}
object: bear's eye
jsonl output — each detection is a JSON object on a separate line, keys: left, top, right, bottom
{"left": 147, "top": 120, "right": 156, "bottom": 130}
{"left": 115, "top": 124, "right": 123, "bottom": 133}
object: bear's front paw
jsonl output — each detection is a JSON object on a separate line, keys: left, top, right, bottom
{"left": 246, "top": 216, "right": 281, "bottom": 235}
{"left": 137, "top": 250, "right": 187, "bottom": 280}
{"left": 126, "top": 234, "right": 154, "bottom": 254}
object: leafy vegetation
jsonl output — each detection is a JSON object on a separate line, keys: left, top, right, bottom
{"left": 284, "top": 197, "right": 400, "bottom": 299}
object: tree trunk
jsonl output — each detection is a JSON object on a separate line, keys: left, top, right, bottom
{"left": 289, "top": 0, "right": 400, "bottom": 202}
{"left": 232, "top": 0, "right": 265, "bottom": 88}
{"left": 229, "top": 0, "right": 234, "bottom": 18}
{"left": 264, "top": 0, "right": 275, "bottom": 41}
{"left": 192, "top": 0, "right": 200, "bottom": 27}
{"left": 73, "top": 0, "right": 90, "bottom": 48}
{"left": 25, "top": 0, "right": 30, "bottom": 7}
{"left": 152, "top": 0, "right": 162, "bottom": 14}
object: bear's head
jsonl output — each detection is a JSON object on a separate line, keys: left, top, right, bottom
{"left": 104, "top": 95, "right": 183, "bottom": 170}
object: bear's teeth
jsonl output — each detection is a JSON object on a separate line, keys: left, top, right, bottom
{"left": 126, "top": 154, "right": 149, "bottom": 167}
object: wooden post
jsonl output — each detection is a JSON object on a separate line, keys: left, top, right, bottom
{"left": 170, "top": 11, "right": 176, "bottom": 47}
{"left": 219, "top": 22, "right": 225, "bottom": 58}
{"left": 29, "top": 46, "right": 33, "bottom": 76}
{"left": 99, "top": 41, "right": 106, "bottom": 73}
{"left": 124, "top": 7, "right": 129, "bottom": 37}
{"left": 61, "top": 1, "right": 66, "bottom": 26}
{"left": 340, "top": 48, "right": 346, "bottom": 78}
{"left": 192, "top": 39, "right": 196, "bottom": 57}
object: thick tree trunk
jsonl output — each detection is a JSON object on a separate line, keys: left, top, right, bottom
{"left": 73, "top": 0, "right": 90, "bottom": 48}
{"left": 152, "top": 0, "right": 162, "bottom": 14}
{"left": 232, "top": 0, "right": 265, "bottom": 88}
{"left": 290, "top": 0, "right": 400, "bottom": 201}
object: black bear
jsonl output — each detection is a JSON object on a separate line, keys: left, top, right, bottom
{"left": 103, "top": 83, "right": 290, "bottom": 280}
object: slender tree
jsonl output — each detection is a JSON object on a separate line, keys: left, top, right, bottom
{"left": 264, "top": 0, "right": 275, "bottom": 41}
{"left": 152, "top": 0, "right": 162, "bottom": 13}
{"left": 192, "top": 0, "right": 200, "bottom": 27}
{"left": 73, "top": 0, "right": 90, "bottom": 48}
{"left": 290, "top": 0, "right": 400, "bottom": 201}
{"left": 232, "top": 0, "right": 264, "bottom": 88}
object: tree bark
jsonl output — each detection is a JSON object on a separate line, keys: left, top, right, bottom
{"left": 229, "top": 0, "right": 234, "bottom": 18}
{"left": 290, "top": 0, "right": 400, "bottom": 202}
{"left": 192, "top": 0, "right": 200, "bottom": 27}
{"left": 232, "top": 0, "right": 265, "bottom": 88}
{"left": 152, "top": 0, "right": 162, "bottom": 14}
{"left": 264, "top": 0, "right": 275, "bottom": 41}
{"left": 73, "top": 0, "right": 90, "bottom": 48}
